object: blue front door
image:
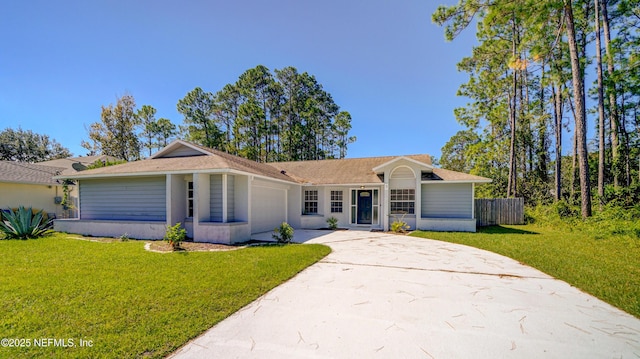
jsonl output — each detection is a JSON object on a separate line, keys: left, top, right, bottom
{"left": 357, "top": 190, "right": 372, "bottom": 224}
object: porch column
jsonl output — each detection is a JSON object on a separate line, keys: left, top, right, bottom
{"left": 195, "top": 173, "right": 211, "bottom": 224}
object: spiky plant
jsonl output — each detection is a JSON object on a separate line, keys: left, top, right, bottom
{"left": 0, "top": 206, "right": 53, "bottom": 239}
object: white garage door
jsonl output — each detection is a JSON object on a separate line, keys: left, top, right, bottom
{"left": 251, "top": 185, "right": 287, "bottom": 233}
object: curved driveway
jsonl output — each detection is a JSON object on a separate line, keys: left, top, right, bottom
{"left": 170, "top": 230, "right": 640, "bottom": 358}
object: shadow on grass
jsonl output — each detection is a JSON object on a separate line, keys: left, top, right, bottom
{"left": 477, "top": 225, "right": 538, "bottom": 235}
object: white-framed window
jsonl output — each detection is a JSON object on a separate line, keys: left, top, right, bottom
{"left": 390, "top": 188, "right": 415, "bottom": 214}
{"left": 330, "top": 190, "right": 343, "bottom": 213}
{"left": 304, "top": 190, "right": 318, "bottom": 214}
{"left": 187, "top": 181, "right": 194, "bottom": 217}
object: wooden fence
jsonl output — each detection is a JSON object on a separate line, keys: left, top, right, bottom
{"left": 475, "top": 198, "right": 524, "bottom": 226}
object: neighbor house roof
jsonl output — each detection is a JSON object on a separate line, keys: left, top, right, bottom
{"left": 57, "top": 140, "right": 490, "bottom": 184}
{"left": 0, "top": 161, "right": 65, "bottom": 186}
{"left": 39, "top": 155, "right": 121, "bottom": 175}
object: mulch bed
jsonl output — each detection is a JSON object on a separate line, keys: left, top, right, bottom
{"left": 147, "top": 240, "right": 242, "bottom": 253}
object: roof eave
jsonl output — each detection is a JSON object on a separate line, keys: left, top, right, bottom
{"left": 55, "top": 168, "right": 298, "bottom": 185}
{"left": 421, "top": 179, "right": 492, "bottom": 184}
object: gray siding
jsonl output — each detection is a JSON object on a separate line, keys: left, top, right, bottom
{"left": 389, "top": 166, "right": 415, "bottom": 189}
{"left": 161, "top": 146, "right": 205, "bottom": 158}
{"left": 210, "top": 174, "right": 222, "bottom": 222}
{"left": 227, "top": 175, "right": 235, "bottom": 222}
{"left": 421, "top": 183, "right": 472, "bottom": 218}
{"left": 210, "top": 174, "right": 235, "bottom": 222}
{"left": 80, "top": 177, "right": 166, "bottom": 221}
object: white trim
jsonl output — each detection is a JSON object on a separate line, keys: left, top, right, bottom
{"left": 372, "top": 156, "right": 434, "bottom": 172}
{"left": 421, "top": 179, "right": 492, "bottom": 184}
{"left": 349, "top": 187, "right": 381, "bottom": 226}
{"left": 472, "top": 183, "right": 476, "bottom": 219}
{"left": 56, "top": 168, "right": 297, "bottom": 186}
{"left": 300, "top": 182, "right": 382, "bottom": 187}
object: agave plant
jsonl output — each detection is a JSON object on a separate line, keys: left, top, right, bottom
{"left": 0, "top": 206, "right": 53, "bottom": 239}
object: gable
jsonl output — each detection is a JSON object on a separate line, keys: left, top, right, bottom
{"left": 151, "top": 140, "right": 211, "bottom": 159}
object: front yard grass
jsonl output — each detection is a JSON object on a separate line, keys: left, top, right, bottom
{"left": 411, "top": 223, "right": 640, "bottom": 319}
{"left": 0, "top": 233, "right": 330, "bottom": 358}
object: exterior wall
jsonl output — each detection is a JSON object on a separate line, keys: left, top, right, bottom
{"left": 210, "top": 174, "right": 223, "bottom": 222}
{"left": 79, "top": 176, "right": 166, "bottom": 221}
{"left": 250, "top": 179, "right": 288, "bottom": 233}
{"left": 55, "top": 219, "right": 168, "bottom": 239}
{"left": 167, "top": 174, "right": 187, "bottom": 226}
{"left": 421, "top": 183, "right": 473, "bottom": 218}
{"left": 388, "top": 165, "right": 418, "bottom": 230}
{"left": 297, "top": 186, "right": 382, "bottom": 230}
{"left": 234, "top": 175, "right": 249, "bottom": 222}
{"left": 286, "top": 184, "right": 302, "bottom": 228}
{"left": 0, "top": 182, "right": 64, "bottom": 217}
{"left": 194, "top": 222, "right": 250, "bottom": 244}
{"left": 300, "top": 186, "right": 325, "bottom": 228}
{"left": 417, "top": 218, "right": 477, "bottom": 232}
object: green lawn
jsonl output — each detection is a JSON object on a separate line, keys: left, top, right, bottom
{"left": 0, "top": 233, "right": 330, "bottom": 358}
{"left": 411, "top": 222, "right": 640, "bottom": 319}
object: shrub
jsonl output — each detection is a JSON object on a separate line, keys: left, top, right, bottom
{"left": 0, "top": 206, "right": 52, "bottom": 239}
{"left": 554, "top": 200, "right": 580, "bottom": 219}
{"left": 272, "top": 222, "right": 294, "bottom": 244}
{"left": 164, "top": 223, "right": 187, "bottom": 250}
{"left": 326, "top": 216, "right": 339, "bottom": 230}
{"left": 390, "top": 213, "right": 411, "bottom": 233}
{"left": 391, "top": 219, "right": 410, "bottom": 234}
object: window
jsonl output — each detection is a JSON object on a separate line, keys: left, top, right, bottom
{"left": 390, "top": 188, "right": 415, "bottom": 214}
{"left": 304, "top": 190, "right": 318, "bottom": 214}
{"left": 330, "top": 190, "right": 343, "bottom": 213}
{"left": 187, "top": 181, "right": 194, "bottom": 217}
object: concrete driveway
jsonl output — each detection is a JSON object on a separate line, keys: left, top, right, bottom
{"left": 170, "top": 230, "right": 640, "bottom": 358}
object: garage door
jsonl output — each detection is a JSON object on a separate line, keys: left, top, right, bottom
{"left": 251, "top": 184, "right": 287, "bottom": 233}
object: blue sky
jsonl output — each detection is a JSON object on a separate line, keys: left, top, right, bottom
{"left": 0, "top": 0, "right": 478, "bottom": 160}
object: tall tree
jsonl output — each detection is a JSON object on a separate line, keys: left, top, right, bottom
{"left": 594, "top": 0, "right": 607, "bottom": 204}
{"left": 0, "top": 127, "right": 71, "bottom": 162}
{"left": 177, "top": 87, "right": 222, "bottom": 149}
{"left": 185, "top": 66, "right": 354, "bottom": 162}
{"left": 153, "top": 118, "right": 177, "bottom": 148}
{"left": 334, "top": 111, "right": 356, "bottom": 159}
{"left": 82, "top": 94, "right": 141, "bottom": 161}
{"left": 136, "top": 105, "right": 158, "bottom": 157}
{"left": 564, "top": 0, "right": 592, "bottom": 218}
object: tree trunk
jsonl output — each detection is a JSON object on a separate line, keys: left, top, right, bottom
{"left": 595, "top": 0, "right": 606, "bottom": 207}
{"left": 507, "top": 15, "right": 518, "bottom": 198}
{"left": 565, "top": 1, "right": 592, "bottom": 218}
{"left": 553, "top": 84, "right": 563, "bottom": 201}
{"left": 601, "top": 0, "right": 620, "bottom": 188}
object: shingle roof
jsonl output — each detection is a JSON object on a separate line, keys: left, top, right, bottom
{"left": 59, "top": 141, "right": 490, "bottom": 184}
{"left": 63, "top": 146, "right": 295, "bottom": 182}
{"left": 0, "top": 161, "right": 65, "bottom": 185}
{"left": 431, "top": 168, "right": 492, "bottom": 182}
{"left": 272, "top": 154, "right": 433, "bottom": 184}
{"left": 38, "top": 155, "right": 122, "bottom": 174}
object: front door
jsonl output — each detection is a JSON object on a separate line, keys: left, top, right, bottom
{"left": 357, "top": 190, "right": 372, "bottom": 224}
